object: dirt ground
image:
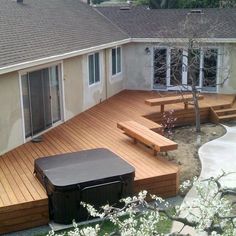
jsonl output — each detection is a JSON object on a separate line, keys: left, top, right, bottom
{"left": 164, "top": 123, "right": 226, "bottom": 185}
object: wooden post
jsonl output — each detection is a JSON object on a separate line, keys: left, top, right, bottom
{"left": 184, "top": 102, "right": 188, "bottom": 110}
{"left": 160, "top": 104, "right": 165, "bottom": 113}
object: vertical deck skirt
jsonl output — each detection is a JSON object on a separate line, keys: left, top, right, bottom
{"left": 34, "top": 148, "right": 135, "bottom": 224}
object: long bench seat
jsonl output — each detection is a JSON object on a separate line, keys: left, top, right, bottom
{"left": 117, "top": 121, "right": 178, "bottom": 155}
{"left": 145, "top": 94, "right": 204, "bottom": 112}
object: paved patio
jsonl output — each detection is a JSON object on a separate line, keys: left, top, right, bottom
{"left": 172, "top": 124, "right": 236, "bottom": 235}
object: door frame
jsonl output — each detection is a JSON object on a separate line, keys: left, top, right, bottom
{"left": 19, "top": 61, "right": 65, "bottom": 142}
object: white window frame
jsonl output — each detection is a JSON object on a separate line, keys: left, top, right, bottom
{"left": 152, "top": 46, "right": 219, "bottom": 93}
{"left": 88, "top": 52, "right": 101, "bottom": 86}
{"left": 111, "top": 46, "right": 122, "bottom": 77}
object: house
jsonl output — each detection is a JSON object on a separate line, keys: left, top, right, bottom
{"left": 0, "top": 0, "right": 236, "bottom": 157}
{"left": 96, "top": 5, "right": 236, "bottom": 92}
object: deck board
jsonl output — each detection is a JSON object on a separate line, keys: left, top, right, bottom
{"left": 0, "top": 90, "right": 234, "bottom": 234}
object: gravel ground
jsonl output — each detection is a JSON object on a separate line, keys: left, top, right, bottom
{"left": 166, "top": 123, "right": 226, "bottom": 185}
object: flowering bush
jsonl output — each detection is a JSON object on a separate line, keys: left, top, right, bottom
{"left": 47, "top": 223, "right": 100, "bottom": 236}
{"left": 176, "top": 173, "right": 236, "bottom": 235}
{"left": 47, "top": 173, "right": 236, "bottom": 236}
{"left": 161, "top": 110, "right": 177, "bottom": 138}
{"left": 80, "top": 191, "right": 167, "bottom": 236}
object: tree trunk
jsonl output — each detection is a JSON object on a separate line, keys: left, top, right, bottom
{"left": 192, "top": 84, "right": 201, "bottom": 133}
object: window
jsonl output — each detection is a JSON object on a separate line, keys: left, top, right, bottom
{"left": 112, "top": 47, "right": 121, "bottom": 76}
{"left": 153, "top": 48, "right": 167, "bottom": 89}
{"left": 187, "top": 49, "right": 201, "bottom": 87}
{"left": 152, "top": 46, "right": 218, "bottom": 92}
{"left": 88, "top": 52, "right": 100, "bottom": 85}
{"left": 170, "top": 48, "right": 183, "bottom": 86}
{"left": 203, "top": 49, "right": 218, "bottom": 91}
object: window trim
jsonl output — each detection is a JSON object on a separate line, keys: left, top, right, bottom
{"left": 111, "top": 46, "right": 122, "bottom": 77}
{"left": 88, "top": 52, "right": 101, "bottom": 87}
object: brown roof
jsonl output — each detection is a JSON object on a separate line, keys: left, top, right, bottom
{"left": 0, "top": 0, "right": 128, "bottom": 69}
{"left": 96, "top": 6, "right": 236, "bottom": 39}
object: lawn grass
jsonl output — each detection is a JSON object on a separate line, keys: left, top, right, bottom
{"left": 37, "top": 213, "right": 172, "bottom": 236}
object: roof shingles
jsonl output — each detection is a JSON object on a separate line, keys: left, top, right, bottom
{"left": 0, "top": 0, "right": 128, "bottom": 69}
{"left": 1, "top": 1, "right": 236, "bottom": 70}
{"left": 96, "top": 6, "right": 236, "bottom": 39}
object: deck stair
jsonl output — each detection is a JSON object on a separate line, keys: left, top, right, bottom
{"left": 210, "top": 103, "right": 236, "bottom": 123}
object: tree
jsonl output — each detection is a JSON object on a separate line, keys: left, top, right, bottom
{"left": 48, "top": 173, "right": 236, "bottom": 236}
{"left": 219, "top": 0, "right": 236, "bottom": 7}
{"left": 177, "top": 0, "right": 220, "bottom": 8}
{"left": 133, "top": 0, "right": 176, "bottom": 8}
{"left": 134, "top": 0, "right": 236, "bottom": 8}
{"left": 152, "top": 9, "right": 232, "bottom": 133}
{"left": 177, "top": 0, "right": 236, "bottom": 8}
{"left": 149, "top": 0, "right": 178, "bottom": 8}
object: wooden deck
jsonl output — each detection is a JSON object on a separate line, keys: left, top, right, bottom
{"left": 0, "top": 90, "right": 235, "bottom": 234}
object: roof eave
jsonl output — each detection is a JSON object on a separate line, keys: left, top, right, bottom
{"left": 131, "top": 38, "right": 236, "bottom": 43}
{"left": 0, "top": 38, "right": 131, "bottom": 75}
{"left": 1, "top": 37, "right": 236, "bottom": 75}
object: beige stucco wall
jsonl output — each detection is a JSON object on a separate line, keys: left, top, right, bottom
{"left": 123, "top": 42, "right": 236, "bottom": 94}
{"left": 123, "top": 43, "right": 152, "bottom": 90}
{"left": 63, "top": 51, "right": 111, "bottom": 121}
{"left": 230, "top": 44, "right": 236, "bottom": 90}
{"left": 64, "top": 48, "right": 124, "bottom": 116}
{"left": 81, "top": 51, "right": 106, "bottom": 111}
{"left": 0, "top": 72, "right": 23, "bottom": 155}
{"left": 63, "top": 56, "right": 84, "bottom": 120}
{"left": 105, "top": 48, "right": 124, "bottom": 98}
{"left": 63, "top": 53, "right": 107, "bottom": 120}
{"left": 218, "top": 43, "right": 236, "bottom": 94}
{"left": 0, "top": 47, "right": 126, "bottom": 155}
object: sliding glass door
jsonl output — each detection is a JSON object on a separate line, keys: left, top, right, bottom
{"left": 21, "top": 65, "right": 61, "bottom": 138}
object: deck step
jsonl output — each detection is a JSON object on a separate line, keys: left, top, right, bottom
{"left": 218, "top": 114, "right": 236, "bottom": 122}
{"left": 215, "top": 108, "right": 236, "bottom": 116}
{"left": 212, "top": 104, "right": 232, "bottom": 110}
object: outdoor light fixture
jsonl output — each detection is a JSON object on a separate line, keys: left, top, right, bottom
{"left": 145, "top": 47, "right": 151, "bottom": 55}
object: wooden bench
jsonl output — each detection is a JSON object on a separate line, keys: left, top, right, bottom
{"left": 117, "top": 121, "right": 178, "bottom": 155}
{"left": 145, "top": 94, "right": 204, "bottom": 112}
{"left": 134, "top": 117, "right": 163, "bottom": 134}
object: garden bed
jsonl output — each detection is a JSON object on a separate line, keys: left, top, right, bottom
{"left": 166, "top": 123, "right": 226, "bottom": 185}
